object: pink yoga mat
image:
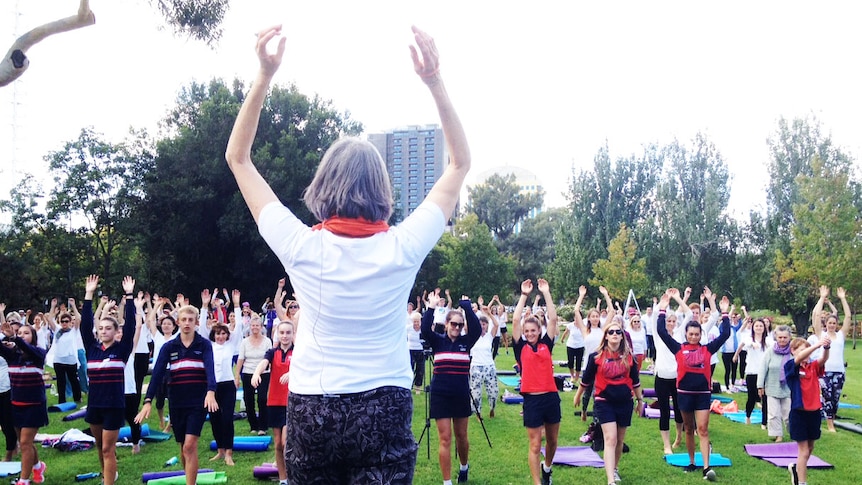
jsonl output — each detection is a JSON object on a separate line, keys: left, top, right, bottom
{"left": 542, "top": 446, "right": 604, "bottom": 468}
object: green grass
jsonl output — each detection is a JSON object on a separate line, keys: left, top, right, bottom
{"left": 23, "top": 341, "right": 862, "bottom": 483}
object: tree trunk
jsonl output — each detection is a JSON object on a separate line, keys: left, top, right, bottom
{"left": 791, "top": 312, "right": 810, "bottom": 338}
{"left": 0, "top": 0, "right": 94, "bottom": 87}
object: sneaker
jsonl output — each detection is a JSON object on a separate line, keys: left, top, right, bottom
{"left": 32, "top": 461, "right": 46, "bottom": 484}
{"left": 257, "top": 430, "right": 267, "bottom": 436}
{"left": 683, "top": 464, "right": 699, "bottom": 473}
{"left": 788, "top": 463, "right": 798, "bottom": 485}
{"left": 613, "top": 468, "right": 621, "bottom": 483}
{"left": 541, "top": 465, "right": 552, "bottom": 485}
{"left": 489, "top": 409, "right": 495, "bottom": 418}
{"left": 457, "top": 466, "right": 468, "bottom": 483}
{"left": 703, "top": 467, "right": 716, "bottom": 481}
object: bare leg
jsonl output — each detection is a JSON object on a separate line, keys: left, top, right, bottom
{"left": 681, "top": 411, "right": 697, "bottom": 465}
{"left": 181, "top": 435, "right": 200, "bottom": 485}
{"left": 601, "top": 421, "right": 619, "bottom": 484}
{"left": 452, "top": 417, "right": 469, "bottom": 468}
{"left": 694, "top": 409, "right": 712, "bottom": 469}
{"left": 274, "top": 426, "right": 287, "bottom": 481}
{"left": 797, "top": 440, "right": 813, "bottom": 483}
{"left": 16, "top": 427, "right": 38, "bottom": 480}
{"left": 527, "top": 426, "right": 544, "bottom": 485}
{"left": 436, "top": 418, "right": 453, "bottom": 481}
{"left": 100, "top": 429, "right": 119, "bottom": 485}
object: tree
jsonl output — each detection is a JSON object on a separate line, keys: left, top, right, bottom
{"left": 0, "top": 0, "right": 95, "bottom": 87}
{"left": 466, "top": 173, "right": 543, "bottom": 241}
{"left": 437, "top": 214, "right": 517, "bottom": 299}
{"left": 500, "top": 207, "right": 568, "bottom": 283}
{"left": 45, "top": 127, "right": 152, "bottom": 286}
{"left": 150, "top": 0, "right": 229, "bottom": 46}
{"left": 589, "top": 224, "right": 649, "bottom": 302}
{"left": 774, "top": 157, "right": 862, "bottom": 334}
{"left": 137, "top": 78, "right": 361, "bottom": 301}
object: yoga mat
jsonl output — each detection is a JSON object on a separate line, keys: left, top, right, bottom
{"left": 48, "top": 401, "right": 77, "bottom": 412}
{"left": 839, "top": 402, "right": 861, "bottom": 409}
{"left": 142, "top": 430, "right": 172, "bottom": 442}
{"left": 543, "top": 446, "right": 604, "bottom": 468}
{"left": 63, "top": 408, "right": 88, "bottom": 421}
{"left": 209, "top": 436, "right": 271, "bottom": 451}
{"left": 148, "top": 472, "right": 226, "bottom": 485}
{"left": 643, "top": 407, "right": 673, "bottom": 419}
{"left": 118, "top": 423, "right": 150, "bottom": 441}
{"left": 834, "top": 420, "right": 862, "bottom": 434}
{"left": 496, "top": 369, "right": 517, "bottom": 376}
{"left": 642, "top": 388, "right": 657, "bottom": 398}
{"left": 722, "top": 410, "right": 762, "bottom": 423}
{"left": 253, "top": 464, "right": 279, "bottom": 479}
{"left": 0, "top": 462, "right": 21, "bottom": 478}
{"left": 665, "top": 453, "right": 731, "bottom": 467}
{"left": 712, "top": 395, "right": 734, "bottom": 404}
{"left": 744, "top": 442, "right": 799, "bottom": 458}
{"left": 762, "top": 456, "right": 833, "bottom": 469}
{"left": 502, "top": 395, "right": 524, "bottom": 404}
{"left": 142, "top": 469, "right": 214, "bottom": 483}
{"left": 498, "top": 376, "right": 521, "bottom": 387}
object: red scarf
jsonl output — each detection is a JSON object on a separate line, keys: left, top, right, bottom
{"left": 312, "top": 216, "right": 389, "bottom": 237}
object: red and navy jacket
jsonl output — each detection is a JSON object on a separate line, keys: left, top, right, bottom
{"left": 145, "top": 332, "right": 217, "bottom": 408}
{"left": 580, "top": 350, "right": 640, "bottom": 403}
{"left": 421, "top": 300, "right": 481, "bottom": 396}
{"left": 82, "top": 299, "right": 135, "bottom": 409}
{"left": 0, "top": 335, "right": 47, "bottom": 406}
{"left": 515, "top": 333, "right": 557, "bottom": 394}
{"left": 785, "top": 358, "right": 824, "bottom": 412}
{"left": 656, "top": 310, "right": 730, "bottom": 393}
{"left": 264, "top": 345, "right": 293, "bottom": 407}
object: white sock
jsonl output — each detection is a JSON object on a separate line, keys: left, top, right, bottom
{"left": 460, "top": 463, "right": 469, "bottom": 471}
{"left": 543, "top": 463, "right": 552, "bottom": 473}
{"left": 443, "top": 480, "right": 453, "bottom": 485}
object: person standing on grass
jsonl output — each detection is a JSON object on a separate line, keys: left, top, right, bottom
{"left": 786, "top": 335, "right": 830, "bottom": 485}
{"left": 0, "top": 318, "right": 48, "bottom": 484}
{"left": 252, "top": 321, "right": 295, "bottom": 485}
{"left": 81, "top": 275, "right": 138, "bottom": 485}
{"left": 758, "top": 325, "right": 794, "bottom": 442}
{"left": 655, "top": 288, "right": 730, "bottom": 482}
{"left": 135, "top": 304, "right": 219, "bottom": 485}
{"left": 811, "top": 285, "right": 851, "bottom": 433}
{"left": 575, "top": 320, "right": 644, "bottom": 485}
{"left": 421, "top": 294, "right": 481, "bottom": 484}
{"left": 513, "top": 279, "right": 560, "bottom": 485}
{"left": 470, "top": 311, "right": 500, "bottom": 419}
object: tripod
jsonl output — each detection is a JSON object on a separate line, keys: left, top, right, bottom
{"left": 415, "top": 349, "right": 433, "bottom": 459}
{"left": 470, "top": 392, "right": 493, "bottom": 448}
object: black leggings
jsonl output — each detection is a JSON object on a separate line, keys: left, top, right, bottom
{"left": 241, "top": 372, "right": 269, "bottom": 431}
{"left": 567, "top": 346, "right": 585, "bottom": 373}
{"left": 55, "top": 362, "right": 82, "bottom": 403}
{"left": 655, "top": 376, "right": 683, "bottom": 431}
{"left": 124, "top": 393, "right": 142, "bottom": 443}
{"left": 737, "top": 350, "right": 747, "bottom": 379}
{"left": 745, "top": 374, "right": 767, "bottom": 424}
{"left": 134, "top": 353, "right": 150, "bottom": 396}
{"left": 211, "top": 381, "right": 237, "bottom": 449}
{"left": 0, "top": 390, "right": 16, "bottom": 451}
{"left": 721, "top": 352, "right": 737, "bottom": 388}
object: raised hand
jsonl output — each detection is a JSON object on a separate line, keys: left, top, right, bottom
{"left": 122, "top": 276, "right": 135, "bottom": 295}
{"left": 256, "top": 25, "right": 286, "bottom": 77}
{"left": 837, "top": 287, "right": 847, "bottom": 300}
{"left": 409, "top": 26, "right": 440, "bottom": 85}
{"left": 278, "top": 277, "right": 286, "bottom": 288}
{"left": 719, "top": 296, "right": 730, "bottom": 313}
{"left": 232, "top": 289, "right": 241, "bottom": 307}
{"left": 521, "top": 279, "right": 534, "bottom": 295}
{"left": 85, "top": 274, "right": 99, "bottom": 294}
{"left": 201, "top": 289, "right": 211, "bottom": 307}
{"left": 537, "top": 278, "right": 550, "bottom": 295}
{"left": 578, "top": 285, "right": 587, "bottom": 297}
{"left": 819, "top": 285, "right": 829, "bottom": 298}
{"left": 658, "top": 292, "right": 671, "bottom": 310}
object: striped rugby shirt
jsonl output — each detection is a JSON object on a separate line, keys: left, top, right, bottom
{"left": 420, "top": 300, "right": 481, "bottom": 396}
{"left": 81, "top": 299, "right": 136, "bottom": 408}
{"left": 145, "top": 332, "right": 217, "bottom": 408}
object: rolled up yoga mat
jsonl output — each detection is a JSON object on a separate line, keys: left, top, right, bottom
{"left": 48, "top": 402, "right": 78, "bottom": 412}
{"left": 63, "top": 407, "right": 88, "bottom": 421}
{"left": 147, "top": 472, "right": 226, "bottom": 485}
{"left": 209, "top": 435, "right": 271, "bottom": 451}
{"left": 142, "top": 469, "right": 214, "bottom": 483}
{"left": 118, "top": 423, "right": 150, "bottom": 441}
{"left": 253, "top": 464, "right": 279, "bottom": 479}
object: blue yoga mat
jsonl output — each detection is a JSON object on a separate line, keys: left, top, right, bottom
{"left": 712, "top": 395, "right": 734, "bottom": 404}
{"left": 839, "top": 402, "right": 861, "bottom": 409}
{"left": 118, "top": 423, "right": 150, "bottom": 440}
{"left": 63, "top": 407, "right": 88, "bottom": 421}
{"left": 209, "top": 436, "right": 271, "bottom": 451}
{"left": 722, "top": 410, "right": 762, "bottom": 424}
{"left": 498, "top": 376, "right": 521, "bottom": 387}
{"left": 48, "top": 401, "right": 77, "bottom": 412}
{"left": 0, "top": 462, "right": 21, "bottom": 478}
{"left": 665, "top": 453, "right": 731, "bottom": 467}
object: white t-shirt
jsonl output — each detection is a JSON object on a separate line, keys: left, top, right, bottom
{"left": 565, "top": 322, "right": 584, "bottom": 349}
{"left": 824, "top": 331, "right": 846, "bottom": 374}
{"left": 470, "top": 331, "right": 495, "bottom": 367}
{"left": 258, "top": 200, "right": 445, "bottom": 395}
{"left": 740, "top": 335, "right": 774, "bottom": 375}
{"left": 629, "top": 327, "right": 647, "bottom": 356}
{"left": 406, "top": 322, "right": 423, "bottom": 351}
{"left": 583, "top": 326, "right": 603, "bottom": 356}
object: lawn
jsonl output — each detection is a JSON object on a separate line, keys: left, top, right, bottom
{"left": 19, "top": 339, "right": 862, "bottom": 484}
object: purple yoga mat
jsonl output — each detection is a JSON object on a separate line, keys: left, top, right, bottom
{"left": 642, "top": 388, "right": 657, "bottom": 398}
{"left": 542, "top": 446, "right": 604, "bottom": 468}
{"left": 142, "top": 469, "right": 214, "bottom": 483}
{"left": 253, "top": 465, "right": 279, "bottom": 479}
{"left": 762, "top": 456, "right": 833, "bottom": 469}
{"left": 642, "top": 406, "right": 673, "bottom": 419}
{"left": 744, "top": 442, "right": 800, "bottom": 458}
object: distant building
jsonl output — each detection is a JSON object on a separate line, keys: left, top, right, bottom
{"left": 472, "top": 166, "right": 544, "bottom": 234}
{"left": 368, "top": 124, "right": 450, "bottom": 222}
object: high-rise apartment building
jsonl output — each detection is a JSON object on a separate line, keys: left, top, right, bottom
{"left": 368, "top": 124, "right": 449, "bottom": 221}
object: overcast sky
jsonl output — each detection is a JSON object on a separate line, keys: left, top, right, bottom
{"left": 2, "top": 0, "right": 860, "bottom": 218}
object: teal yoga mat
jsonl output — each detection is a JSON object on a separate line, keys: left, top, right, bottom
{"left": 665, "top": 452, "right": 731, "bottom": 467}
{"left": 722, "top": 410, "right": 762, "bottom": 423}
{"left": 498, "top": 376, "right": 521, "bottom": 387}
{"left": 0, "top": 462, "right": 21, "bottom": 477}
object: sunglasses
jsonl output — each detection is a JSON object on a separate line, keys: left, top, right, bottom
{"left": 60, "top": 319, "right": 71, "bottom": 323}
{"left": 449, "top": 321, "right": 465, "bottom": 329}
{"left": 288, "top": 305, "right": 299, "bottom": 309}
{"left": 606, "top": 329, "right": 624, "bottom": 336}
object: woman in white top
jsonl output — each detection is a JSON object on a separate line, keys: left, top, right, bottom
{"left": 225, "top": 24, "right": 470, "bottom": 482}
{"left": 235, "top": 317, "right": 272, "bottom": 435}
{"left": 812, "top": 286, "right": 851, "bottom": 432}
{"left": 734, "top": 318, "right": 773, "bottom": 426}
{"left": 407, "top": 311, "right": 425, "bottom": 393}
{"left": 560, "top": 320, "right": 585, "bottom": 382}
{"left": 470, "top": 312, "right": 500, "bottom": 418}
{"left": 489, "top": 296, "right": 508, "bottom": 358}
{"left": 626, "top": 313, "right": 647, "bottom": 371}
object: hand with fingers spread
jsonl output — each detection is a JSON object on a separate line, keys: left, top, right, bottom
{"left": 257, "top": 25, "right": 287, "bottom": 77}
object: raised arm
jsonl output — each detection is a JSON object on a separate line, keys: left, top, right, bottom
{"left": 836, "top": 287, "right": 852, "bottom": 336}
{"left": 225, "top": 25, "right": 286, "bottom": 222}
{"left": 538, "top": 279, "right": 558, "bottom": 340}
{"left": 599, "top": 286, "right": 615, "bottom": 321}
{"left": 410, "top": 26, "right": 471, "bottom": 220}
{"left": 812, "top": 285, "right": 828, "bottom": 337}
{"left": 572, "top": 285, "right": 588, "bottom": 335}
{"left": 512, "top": 279, "right": 533, "bottom": 342}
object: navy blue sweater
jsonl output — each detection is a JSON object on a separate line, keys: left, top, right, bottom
{"left": 145, "top": 332, "right": 217, "bottom": 408}
{"left": 420, "top": 300, "right": 481, "bottom": 396}
{"left": 82, "top": 299, "right": 135, "bottom": 409}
